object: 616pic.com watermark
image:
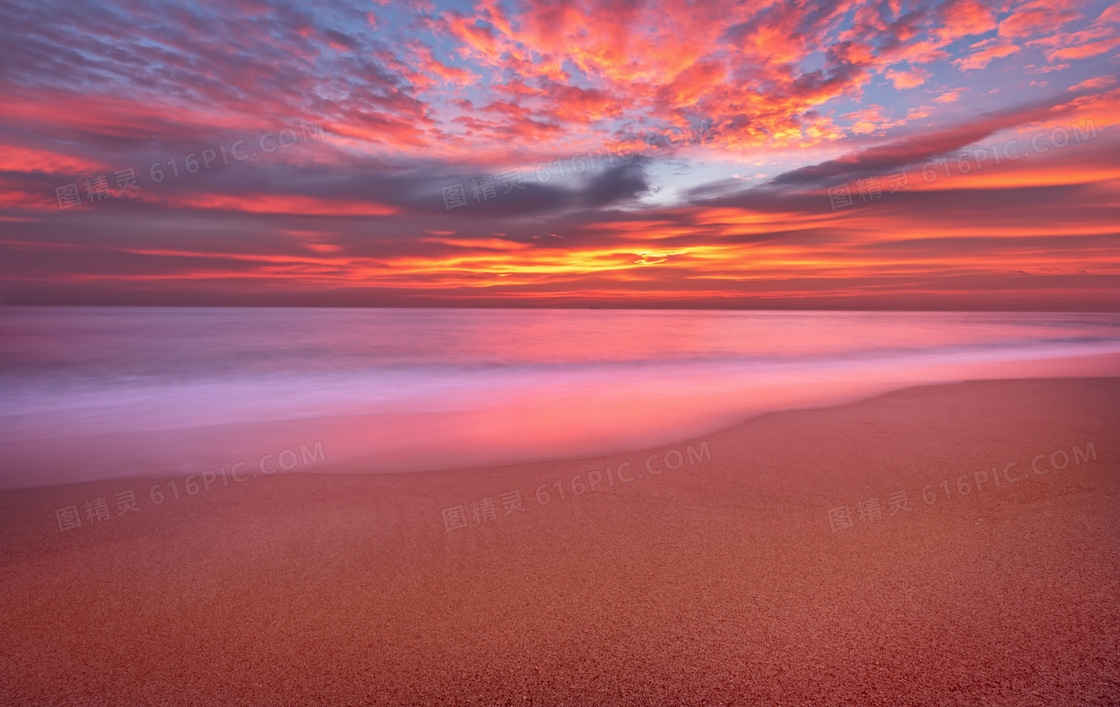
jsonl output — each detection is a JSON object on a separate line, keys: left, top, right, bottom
{"left": 826, "top": 118, "right": 1099, "bottom": 211}
{"left": 826, "top": 440, "right": 1097, "bottom": 533}
{"left": 440, "top": 440, "right": 712, "bottom": 532}
{"left": 53, "top": 120, "right": 326, "bottom": 211}
{"left": 440, "top": 117, "right": 714, "bottom": 211}
{"left": 52, "top": 441, "right": 326, "bottom": 533}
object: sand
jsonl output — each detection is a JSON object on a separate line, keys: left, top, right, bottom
{"left": 1, "top": 377, "right": 1118, "bottom": 705}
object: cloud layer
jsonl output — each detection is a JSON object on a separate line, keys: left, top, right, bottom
{"left": 1, "top": 0, "right": 1118, "bottom": 308}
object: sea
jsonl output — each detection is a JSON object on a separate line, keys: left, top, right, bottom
{"left": 1, "top": 307, "right": 1118, "bottom": 489}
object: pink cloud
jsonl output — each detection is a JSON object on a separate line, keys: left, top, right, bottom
{"left": 954, "top": 42, "right": 1021, "bottom": 70}
{"left": 998, "top": 1, "right": 1081, "bottom": 38}
{"left": 885, "top": 66, "right": 931, "bottom": 89}
{"left": 1048, "top": 37, "right": 1120, "bottom": 61}
{"left": 1066, "top": 76, "right": 1119, "bottom": 92}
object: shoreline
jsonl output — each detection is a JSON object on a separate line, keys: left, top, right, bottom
{"left": 2, "top": 375, "right": 1116, "bottom": 538}
{"left": 3, "top": 351, "right": 1119, "bottom": 493}
{"left": 2, "top": 376, "right": 1119, "bottom": 704}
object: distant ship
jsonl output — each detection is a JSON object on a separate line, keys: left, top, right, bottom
{"left": 590, "top": 305, "right": 600, "bottom": 309}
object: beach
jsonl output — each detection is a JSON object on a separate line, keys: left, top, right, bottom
{"left": 5, "top": 0, "right": 1120, "bottom": 703}
{"left": 1, "top": 377, "right": 1118, "bottom": 705}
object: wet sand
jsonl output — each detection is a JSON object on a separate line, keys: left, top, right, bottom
{"left": 1, "top": 378, "right": 1118, "bottom": 705}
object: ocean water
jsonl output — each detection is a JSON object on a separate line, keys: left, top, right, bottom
{"left": 1, "top": 307, "right": 1118, "bottom": 489}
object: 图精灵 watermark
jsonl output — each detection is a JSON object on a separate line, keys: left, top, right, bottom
{"left": 53, "top": 440, "right": 327, "bottom": 533}
{"left": 53, "top": 120, "right": 327, "bottom": 211}
{"left": 440, "top": 117, "right": 715, "bottom": 211}
{"left": 439, "top": 439, "right": 713, "bottom": 532}
{"left": 825, "top": 440, "right": 1097, "bottom": 533}
{"left": 826, "top": 118, "right": 1099, "bottom": 211}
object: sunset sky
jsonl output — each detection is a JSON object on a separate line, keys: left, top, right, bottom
{"left": 2, "top": 0, "right": 1118, "bottom": 309}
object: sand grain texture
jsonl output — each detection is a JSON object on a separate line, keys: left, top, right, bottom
{"left": 1, "top": 378, "right": 1119, "bottom": 705}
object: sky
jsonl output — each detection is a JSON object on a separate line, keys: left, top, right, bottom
{"left": 1, "top": 0, "right": 1118, "bottom": 309}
